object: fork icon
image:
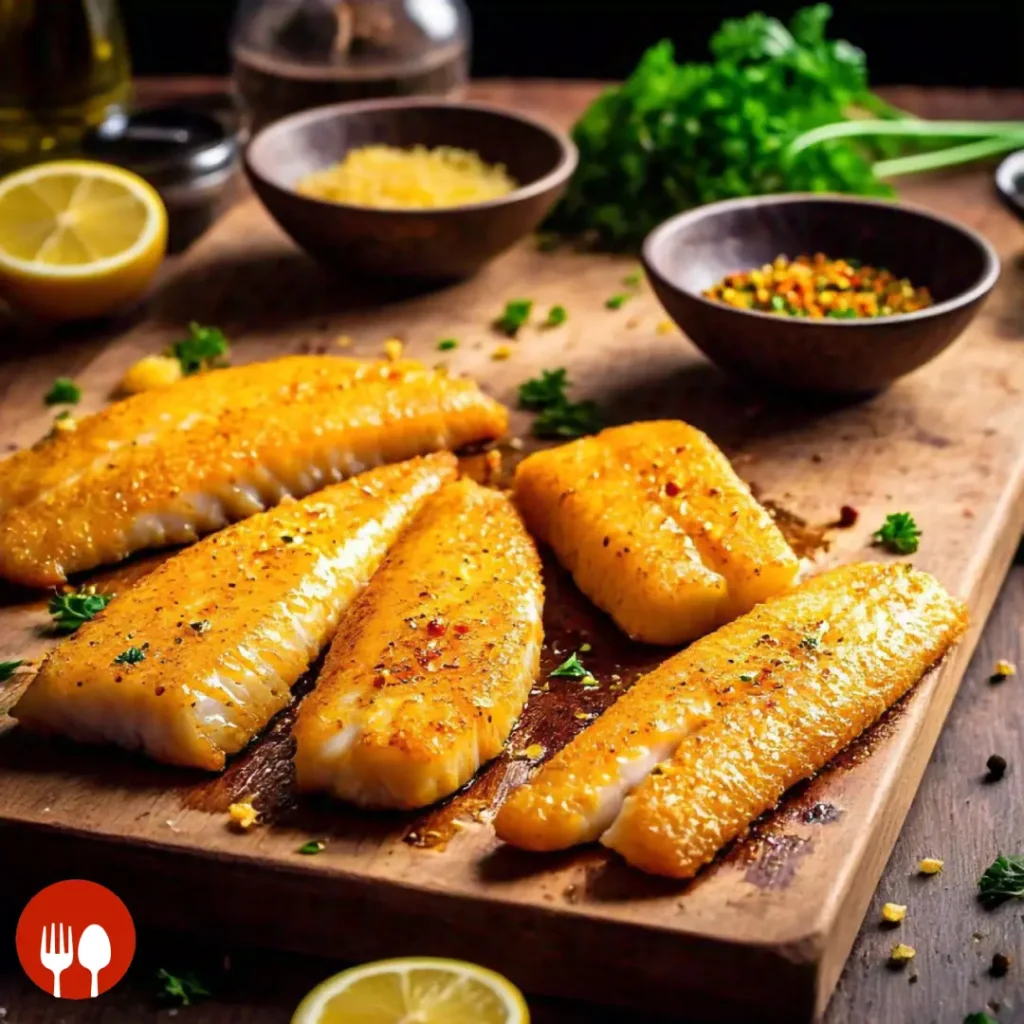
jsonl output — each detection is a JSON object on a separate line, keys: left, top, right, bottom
{"left": 40, "top": 923, "right": 73, "bottom": 997}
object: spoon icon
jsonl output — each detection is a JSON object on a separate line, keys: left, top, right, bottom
{"left": 77, "top": 923, "right": 111, "bottom": 998}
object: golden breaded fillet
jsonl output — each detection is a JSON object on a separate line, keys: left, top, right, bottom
{"left": 12, "top": 455, "right": 457, "bottom": 770}
{"left": 0, "top": 368, "right": 506, "bottom": 587}
{"left": 294, "top": 479, "right": 544, "bottom": 808}
{"left": 0, "top": 356, "right": 421, "bottom": 515}
{"left": 495, "top": 563, "right": 965, "bottom": 856}
{"left": 514, "top": 420, "right": 799, "bottom": 645}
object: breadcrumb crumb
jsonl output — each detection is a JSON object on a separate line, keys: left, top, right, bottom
{"left": 491, "top": 344, "right": 513, "bottom": 361}
{"left": 228, "top": 801, "right": 259, "bottom": 830}
{"left": 918, "top": 857, "right": 943, "bottom": 875}
{"left": 888, "top": 943, "right": 915, "bottom": 965}
{"left": 383, "top": 338, "right": 404, "bottom": 362}
{"left": 992, "top": 659, "right": 1016, "bottom": 681}
{"left": 881, "top": 902, "right": 906, "bottom": 923}
{"left": 119, "top": 354, "right": 183, "bottom": 394}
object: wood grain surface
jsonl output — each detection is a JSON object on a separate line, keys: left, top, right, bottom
{"left": 1, "top": 81, "right": 1023, "bottom": 1024}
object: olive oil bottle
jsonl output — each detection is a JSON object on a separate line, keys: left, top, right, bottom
{"left": 0, "top": 0, "right": 131, "bottom": 168}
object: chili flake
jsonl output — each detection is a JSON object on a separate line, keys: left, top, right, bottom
{"left": 704, "top": 253, "right": 933, "bottom": 319}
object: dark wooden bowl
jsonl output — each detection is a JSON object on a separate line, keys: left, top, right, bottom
{"left": 996, "top": 150, "right": 1024, "bottom": 223}
{"left": 245, "top": 98, "right": 577, "bottom": 279}
{"left": 642, "top": 194, "right": 1000, "bottom": 394}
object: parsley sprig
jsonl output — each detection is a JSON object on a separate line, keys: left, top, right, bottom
{"left": 517, "top": 369, "right": 602, "bottom": 440}
{"left": 0, "top": 659, "right": 24, "bottom": 682}
{"left": 157, "top": 968, "right": 210, "bottom": 1006}
{"left": 978, "top": 853, "right": 1024, "bottom": 907}
{"left": 44, "top": 377, "right": 81, "bottom": 406}
{"left": 873, "top": 512, "right": 921, "bottom": 554}
{"left": 169, "top": 322, "right": 231, "bottom": 375}
{"left": 49, "top": 587, "right": 114, "bottom": 634}
{"left": 494, "top": 299, "right": 533, "bottom": 337}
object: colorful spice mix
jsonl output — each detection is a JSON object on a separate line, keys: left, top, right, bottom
{"left": 703, "top": 253, "right": 933, "bottom": 319}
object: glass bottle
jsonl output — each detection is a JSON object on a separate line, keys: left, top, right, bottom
{"left": 0, "top": 0, "right": 132, "bottom": 169}
{"left": 231, "top": 0, "right": 470, "bottom": 132}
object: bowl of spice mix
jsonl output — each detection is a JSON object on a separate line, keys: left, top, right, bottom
{"left": 642, "top": 194, "right": 999, "bottom": 394}
{"left": 245, "top": 97, "right": 576, "bottom": 279}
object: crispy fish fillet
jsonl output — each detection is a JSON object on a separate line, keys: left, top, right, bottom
{"left": 0, "top": 356, "right": 421, "bottom": 515}
{"left": 495, "top": 563, "right": 966, "bottom": 859}
{"left": 514, "top": 420, "right": 799, "bottom": 645}
{"left": 0, "top": 367, "right": 506, "bottom": 587}
{"left": 12, "top": 454, "right": 457, "bottom": 770}
{"left": 294, "top": 479, "right": 544, "bottom": 808}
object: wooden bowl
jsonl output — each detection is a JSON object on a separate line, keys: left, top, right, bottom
{"left": 996, "top": 150, "right": 1024, "bottom": 222}
{"left": 642, "top": 194, "right": 1000, "bottom": 394}
{"left": 245, "top": 98, "right": 577, "bottom": 279}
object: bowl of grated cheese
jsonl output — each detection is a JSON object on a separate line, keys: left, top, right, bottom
{"left": 245, "top": 97, "right": 576, "bottom": 279}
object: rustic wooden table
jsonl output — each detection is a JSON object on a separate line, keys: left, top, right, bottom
{"left": 1, "top": 79, "right": 1022, "bottom": 1024}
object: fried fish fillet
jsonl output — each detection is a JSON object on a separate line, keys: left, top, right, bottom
{"left": 294, "top": 479, "right": 544, "bottom": 808}
{"left": 0, "top": 356, "right": 419, "bottom": 515}
{"left": 12, "top": 454, "right": 457, "bottom": 770}
{"left": 0, "top": 364, "right": 506, "bottom": 587}
{"left": 514, "top": 420, "right": 799, "bottom": 645}
{"left": 495, "top": 563, "right": 966, "bottom": 863}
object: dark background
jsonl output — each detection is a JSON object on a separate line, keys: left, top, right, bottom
{"left": 123, "top": 1, "right": 1023, "bottom": 87}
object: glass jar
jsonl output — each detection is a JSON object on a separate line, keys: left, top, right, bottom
{"left": 0, "top": 0, "right": 132, "bottom": 168}
{"left": 231, "top": 0, "right": 470, "bottom": 133}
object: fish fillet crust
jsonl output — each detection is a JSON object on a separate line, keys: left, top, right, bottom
{"left": 495, "top": 562, "right": 966, "bottom": 860}
{"left": 294, "top": 479, "right": 544, "bottom": 808}
{"left": 0, "top": 363, "right": 506, "bottom": 587}
{"left": 12, "top": 454, "right": 457, "bottom": 770}
{"left": 514, "top": 420, "right": 799, "bottom": 645}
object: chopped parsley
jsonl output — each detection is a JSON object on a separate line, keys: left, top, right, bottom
{"left": 550, "top": 652, "right": 589, "bottom": 679}
{"left": 978, "top": 853, "right": 1024, "bottom": 907}
{"left": 49, "top": 587, "right": 114, "bottom": 634}
{"left": 494, "top": 299, "right": 533, "bottom": 336}
{"left": 964, "top": 1014, "right": 998, "bottom": 1024}
{"left": 298, "top": 839, "right": 326, "bottom": 855}
{"left": 873, "top": 512, "right": 920, "bottom": 554}
{"left": 44, "top": 377, "right": 81, "bottom": 406}
{"left": 0, "top": 659, "right": 24, "bottom": 682}
{"left": 168, "top": 322, "right": 231, "bottom": 375}
{"left": 622, "top": 269, "right": 643, "bottom": 287}
{"left": 799, "top": 634, "right": 821, "bottom": 651}
{"left": 157, "top": 968, "right": 210, "bottom": 1007}
{"left": 739, "top": 672, "right": 756, "bottom": 682}
{"left": 437, "top": 338, "right": 458, "bottom": 351}
{"left": 605, "top": 293, "right": 632, "bottom": 310}
{"left": 113, "top": 645, "right": 147, "bottom": 665}
{"left": 517, "top": 368, "right": 602, "bottom": 440}
{"left": 544, "top": 305, "right": 568, "bottom": 327}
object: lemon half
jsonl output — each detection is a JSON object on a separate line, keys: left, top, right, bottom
{"left": 0, "top": 159, "right": 166, "bottom": 321}
{"left": 291, "top": 957, "right": 530, "bottom": 1024}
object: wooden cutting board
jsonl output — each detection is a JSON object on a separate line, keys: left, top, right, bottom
{"left": 2, "top": 93, "right": 1024, "bottom": 1022}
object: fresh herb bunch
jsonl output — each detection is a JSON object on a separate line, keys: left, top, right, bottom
{"left": 545, "top": 4, "right": 898, "bottom": 249}
{"left": 49, "top": 587, "right": 114, "bottom": 634}
{"left": 517, "top": 369, "right": 602, "bottom": 440}
{"left": 169, "top": 322, "right": 231, "bottom": 375}
{"left": 978, "top": 853, "right": 1024, "bottom": 907}
{"left": 873, "top": 512, "right": 921, "bottom": 554}
{"left": 157, "top": 968, "right": 210, "bottom": 1006}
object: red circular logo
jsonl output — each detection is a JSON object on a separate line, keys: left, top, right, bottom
{"left": 16, "top": 880, "right": 135, "bottom": 999}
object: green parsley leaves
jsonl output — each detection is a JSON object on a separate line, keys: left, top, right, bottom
{"left": 550, "top": 651, "right": 599, "bottom": 687}
{"left": 964, "top": 1014, "right": 998, "bottom": 1024}
{"left": 157, "top": 968, "right": 210, "bottom": 1006}
{"left": 517, "top": 368, "right": 602, "bottom": 440}
{"left": 298, "top": 839, "right": 326, "bottom": 855}
{"left": 44, "top": 377, "right": 81, "bottom": 406}
{"left": 873, "top": 512, "right": 921, "bottom": 554}
{"left": 437, "top": 338, "right": 458, "bottom": 351}
{"left": 113, "top": 645, "right": 147, "bottom": 665}
{"left": 169, "top": 322, "right": 231, "bottom": 375}
{"left": 49, "top": 587, "right": 114, "bottom": 634}
{"left": 605, "top": 293, "right": 631, "bottom": 310}
{"left": 0, "top": 659, "right": 24, "bottom": 682}
{"left": 978, "top": 853, "right": 1024, "bottom": 907}
{"left": 494, "top": 299, "right": 533, "bottom": 337}
{"left": 544, "top": 305, "right": 568, "bottom": 327}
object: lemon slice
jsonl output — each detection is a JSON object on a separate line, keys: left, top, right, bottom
{"left": 0, "top": 159, "right": 167, "bottom": 321}
{"left": 291, "top": 957, "right": 529, "bottom": 1024}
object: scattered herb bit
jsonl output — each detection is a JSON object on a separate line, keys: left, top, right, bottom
{"left": 739, "top": 672, "right": 757, "bottom": 683}
{"left": 990, "top": 952, "right": 1012, "bottom": 977}
{"left": 888, "top": 943, "right": 915, "bottom": 967}
{"left": 168, "top": 322, "right": 231, "bottom": 375}
{"left": 494, "top": 299, "right": 533, "bottom": 336}
{"left": 517, "top": 368, "right": 602, "bottom": 440}
{"left": 873, "top": 512, "right": 921, "bottom": 554}
{"left": 918, "top": 857, "right": 944, "bottom": 875}
{"left": 437, "top": 338, "right": 458, "bottom": 351}
{"left": 991, "top": 659, "right": 1016, "bottom": 682}
{"left": 622, "top": 269, "right": 643, "bottom": 287}
{"left": 281, "top": 534, "right": 295, "bottom": 543}
{"left": 298, "top": 839, "right": 326, "bottom": 855}
{"left": 544, "top": 304, "right": 568, "bottom": 327}
{"left": 579, "top": 642, "right": 592, "bottom": 653}
{"left": 881, "top": 902, "right": 906, "bottom": 924}
{"left": 799, "top": 633, "right": 821, "bottom": 651}
{"left": 535, "top": 232, "right": 560, "bottom": 252}
{"left": 491, "top": 343, "right": 513, "bottom": 361}
{"left": 580, "top": 674, "right": 600, "bottom": 689}
{"left": 986, "top": 754, "right": 1007, "bottom": 781}
{"left": 979, "top": 854, "right": 1024, "bottom": 907}
{"left": 157, "top": 968, "right": 210, "bottom": 1007}
{"left": 0, "top": 659, "right": 24, "bottom": 682}
{"left": 605, "top": 293, "right": 631, "bottom": 310}
{"left": 49, "top": 587, "right": 114, "bottom": 634}
{"left": 44, "top": 377, "right": 81, "bottom": 406}
{"left": 113, "top": 645, "right": 147, "bottom": 665}
{"left": 550, "top": 652, "right": 589, "bottom": 679}
{"left": 965, "top": 1014, "right": 999, "bottom": 1024}
{"left": 189, "top": 620, "right": 212, "bottom": 635}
